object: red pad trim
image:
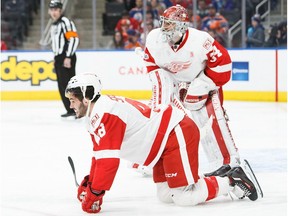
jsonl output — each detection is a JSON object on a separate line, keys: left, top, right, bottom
{"left": 206, "top": 98, "right": 230, "bottom": 164}
{"left": 204, "top": 176, "right": 219, "bottom": 201}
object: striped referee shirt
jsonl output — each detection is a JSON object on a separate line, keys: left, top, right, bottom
{"left": 50, "top": 16, "right": 79, "bottom": 57}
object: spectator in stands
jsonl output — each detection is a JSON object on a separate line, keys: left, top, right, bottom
{"left": 264, "top": 23, "right": 281, "bottom": 47}
{"left": 1, "top": 40, "right": 8, "bottom": 51}
{"left": 107, "top": 31, "right": 125, "bottom": 49}
{"left": 117, "top": 18, "right": 131, "bottom": 42}
{"left": 124, "top": 29, "right": 143, "bottom": 50}
{"left": 150, "top": 0, "right": 167, "bottom": 17}
{"left": 197, "top": 0, "right": 208, "bottom": 19}
{"left": 4, "top": 0, "right": 25, "bottom": 16}
{"left": 141, "top": 10, "right": 160, "bottom": 32}
{"left": 277, "top": 20, "right": 287, "bottom": 47}
{"left": 2, "top": 0, "right": 27, "bottom": 47}
{"left": 264, "top": 20, "right": 287, "bottom": 48}
{"left": 246, "top": 14, "right": 265, "bottom": 48}
{"left": 129, "top": 0, "right": 144, "bottom": 23}
{"left": 123, "top": 0, "right": 136, "bottom": 11}
{"left": 211, "top": 0, "right": 223, "bottom": 12}
{"left": 115, "top": 10, "right": 140, "bottom": 33}
{"left": 146, "top": 1, "right": 161, "bottom": 21}
{"left": 201, "top": 4, "right": 229, "bottom": 37}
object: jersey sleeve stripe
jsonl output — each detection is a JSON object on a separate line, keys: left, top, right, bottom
{"left": 94, "top": 149, "right": 120, "bottom": 159}
{"left": 207, "top": 63, "right": 232, "bottom": 73}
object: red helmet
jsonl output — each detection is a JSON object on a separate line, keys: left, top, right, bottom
{"left": 160, "top": 5, "right": 189, "bottom": 44}
{"left": 162, "top": 5, "right": 189, "bottom": 22}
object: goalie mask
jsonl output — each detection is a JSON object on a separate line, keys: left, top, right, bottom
{"left": 65, "top": 73, "right": 102, "bottom": 102}
{"left": 160, "top": 4, "right": 189, "bottom": 45}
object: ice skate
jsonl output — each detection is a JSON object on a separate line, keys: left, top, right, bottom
{"left": 224, "top": 166, "right": 258, "bottom": 201}
{"left": 204, "top": 164, "right": 231, "bottom": 177}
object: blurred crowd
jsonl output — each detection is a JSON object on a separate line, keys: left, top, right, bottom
{"left": 1, "top": 0, "right": 40, "bottom": 50}
{"left": 105, "top": 0, "right": 286, "bottom": 50}
{"left": 1, "top": 0, "right": 286, "bottom": 51}
{"left": 246, "top": 14, "right": 286, "bottom": 48}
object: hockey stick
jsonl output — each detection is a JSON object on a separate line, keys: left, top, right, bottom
{"left": 68, "top": 156, "right": 79, "bottom": 187}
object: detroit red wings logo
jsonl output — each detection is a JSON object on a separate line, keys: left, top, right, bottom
{"left": 163, "top": 61, "right": 192, "bottom": 73}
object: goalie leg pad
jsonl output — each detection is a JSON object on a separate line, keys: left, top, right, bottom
{"left": 190, "top": 91, "right": 240, "bottom": 169}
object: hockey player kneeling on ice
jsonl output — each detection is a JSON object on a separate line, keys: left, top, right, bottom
{"left": 65, "top": 73, "right": 260, "bottom": 214}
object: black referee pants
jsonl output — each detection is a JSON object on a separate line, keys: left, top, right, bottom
{"left": 54, "top": 53, "right": 76, "bottom": 114}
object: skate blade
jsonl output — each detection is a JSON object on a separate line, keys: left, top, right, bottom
{"left": 242, "top": 159, "right": 264, "bottom": 199}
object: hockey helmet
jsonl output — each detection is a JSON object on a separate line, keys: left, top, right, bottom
{"left": 160, "top": 4, "right": 189, "bottom": 44}
{"left": 65, "top": 73, "right": 102, "bottom": 101}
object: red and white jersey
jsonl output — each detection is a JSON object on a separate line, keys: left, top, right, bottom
{"left": 143, "top": 27, "right": 232, "bottom": 85}
{"left": 87, "top": 95, "right": 184, "bottom": 191}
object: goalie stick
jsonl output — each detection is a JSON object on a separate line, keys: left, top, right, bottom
{"left": 242, "top": 159, "right": 264, "bottom": 199}
{"left": 68, "top": 156, "right": 79, "bottom": 187}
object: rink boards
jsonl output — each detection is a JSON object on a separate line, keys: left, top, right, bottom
{"left": 0, "top": 49, "right": 287, "bottom": 102}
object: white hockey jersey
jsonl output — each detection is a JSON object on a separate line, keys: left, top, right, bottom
{"left": 87, "top": 95, "right": 185, "bottom": 190}
{"left": 143, "top": 27, "right": 232, "bottom": 84}
{"left": 143, "top": 27, "right": 232, "bottom": 108}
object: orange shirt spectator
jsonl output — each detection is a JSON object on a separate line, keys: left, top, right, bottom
{"left": 201, "top": 4, "right": 229, "bottom": 34}
{"left": 124, "top": 29, "right": 143, "bottom": 50}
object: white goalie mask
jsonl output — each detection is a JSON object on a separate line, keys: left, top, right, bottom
{"left": 160, "top": 4, "right": 189, "bottom": 45}
{"left": 65, "top": 73, "right": 102, "bottom": 102}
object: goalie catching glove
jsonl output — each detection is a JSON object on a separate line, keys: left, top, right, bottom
{"left": 81, "top": 183, "right": 105, "bottom": 214}
{"left": 180, "top": 73, "right": 217, "bottom": 111}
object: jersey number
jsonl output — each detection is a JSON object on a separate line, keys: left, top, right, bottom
{"left": 209, "top": 45, "right": 222, "bottom": 62}
{"left": 94, "top": 123, "right": 106, "bottom": 144}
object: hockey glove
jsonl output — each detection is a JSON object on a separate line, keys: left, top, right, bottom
{"left": 77, "top": 175, "right": 90, "bottom": 202}
{"left": 82, "top": 184, "right": 105, "bottom": 214}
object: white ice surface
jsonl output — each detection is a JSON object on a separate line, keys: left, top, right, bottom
{"left": 0, "top": 100, "right": 287, "bottom": 216}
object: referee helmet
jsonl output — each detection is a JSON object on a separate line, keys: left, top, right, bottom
{"left": 49, "top": 0, "right": 63, "bottom": 9}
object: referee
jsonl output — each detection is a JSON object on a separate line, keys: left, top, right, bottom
{"left": 48, "top": 0, "right": 79, "bottom": 118}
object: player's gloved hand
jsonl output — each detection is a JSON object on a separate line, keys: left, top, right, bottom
{"left": 77, "top": 175, "right": 90, "bottom": 202}
{"left": 82, "top": 184, "right": 105, "bottom": 214}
